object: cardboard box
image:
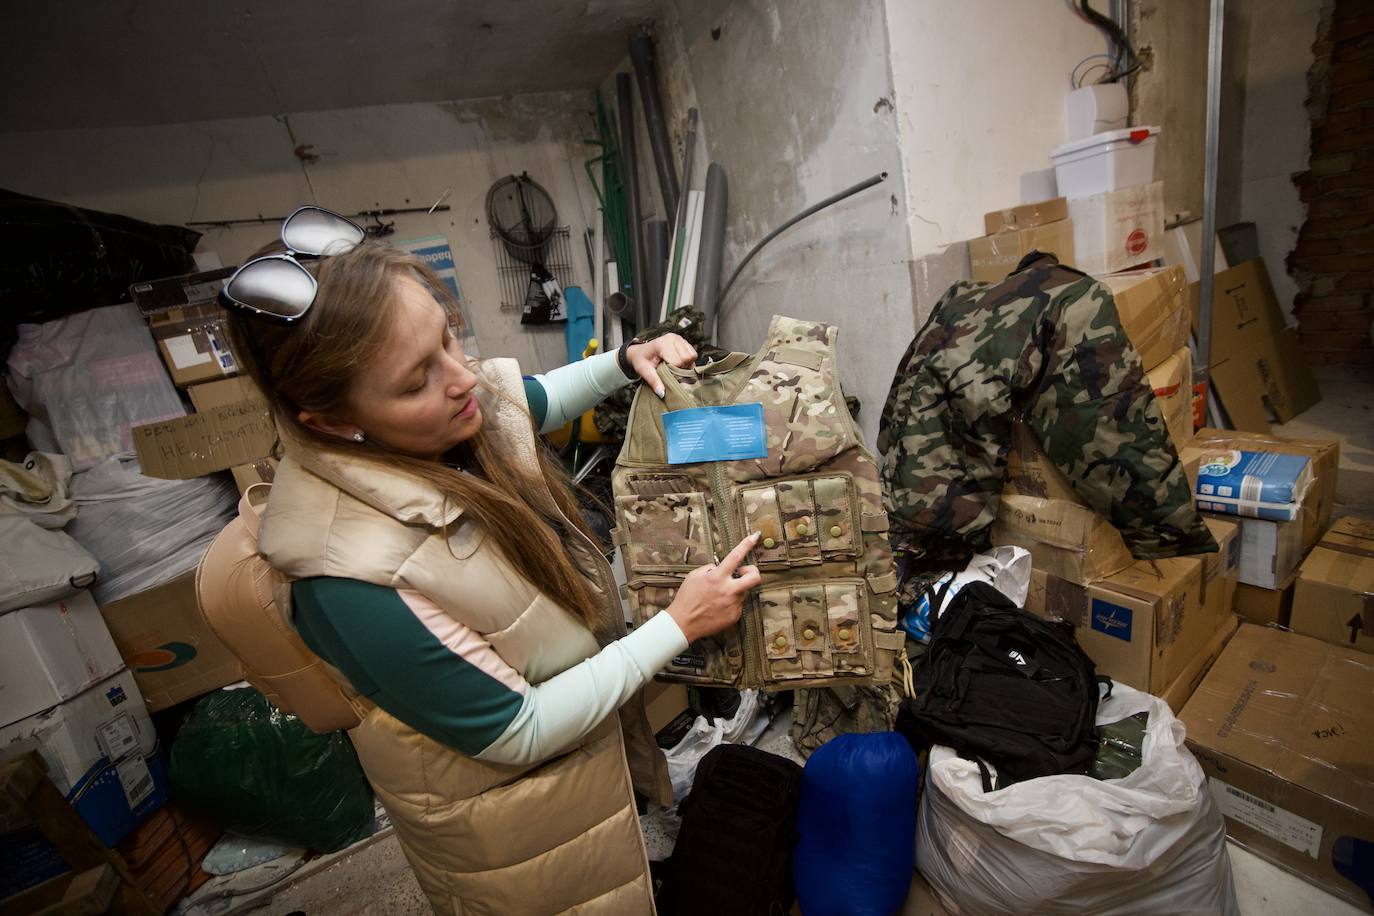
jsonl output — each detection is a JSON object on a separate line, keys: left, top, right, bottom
{"left": 132, "top": 380, "right": 275, "bottom": 481}
{"left": 96, "top": 572, "right": 242, "bottom": 712}
{"left": 994, "top": 495, "right": 1133, "bottom": 585}
{"left": 0, "top": 669, "right": 168, "bottom": 846}
{"left": 1099, "top": 265, "right": 1191, "bottom": 371}
{"left": 186, "top": 378, "right": 279, "bottom": 493}
{"left": 984, "top": 197, "right": 1069, "bottom": 235}
{"left": 1189, "top": 260, "right": 1320, "bottom": 432}
{"left": 997, "top": 420, "right": 1132, "bottom": 584}
{"left": 1161, "top": 613, "right": 1239, "bottom": 714}
{"left": 1227, "top": 515, "right": 1306, "bottom": 589}
{"left": 644, "top": 680, "right": 690, "bottom": 734}
{"left": 1023, "top": 516, "right": 1237, "bottom": 696}
{"left": 1181, "top": 625, "right": 1374, "bottom": 910}
{"left": 1067, "top": 180, "right": 1165, "bottom": 276}
{"left": 129, "top": 266, "right": 234, "bottom": 317}
{"left": 0, "top": 592, "right": 125, "bottom": 729}
{"left": 1146, "top": 346, "right": 1193, "bottom": 452}
{"left": 1235, "top": 573, "right": 1297, "bottom": 627}
{"left": 1187, "top": 429, "right": 1341, "bottom": 553}
{"left": 147, "top": 303, "right": 239, "bottom": 387}
{"left": 969, "top": 219, "right": 1076, "bottom": 283}
{"left": 1292, "top": 518, "right": 1374, "bottom": 654}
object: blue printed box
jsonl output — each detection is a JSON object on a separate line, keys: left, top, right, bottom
{"left": 1194, "top": 449, "right": 1313, "bottom": 522}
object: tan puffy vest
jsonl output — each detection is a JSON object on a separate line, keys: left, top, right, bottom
{"left": 612, "top": 315, "right": 902, "bottom": 689}
{"left": 257, "top": 358, "right": 664, "bottom": 915}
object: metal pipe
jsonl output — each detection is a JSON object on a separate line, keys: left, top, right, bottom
{"left": 1197, "top": 0, "right": 1224, "bottom": 405}
{"left": 695, "top": 163, "right": 729, "bottom": 343}
{"left": 644, "top": 219, "right": 669, "bottom": 308}
{"left": 715, "top": 172, "right": 889, "bottom": 335}
{"left": 629, "top": 32, "right": 681, "bottom": 220}
{"left": 616, "top": 72, "right": 649, "bottom": 332}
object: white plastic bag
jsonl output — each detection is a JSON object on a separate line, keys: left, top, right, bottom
{"left": 901, "top": 546, "right": 1032, "bottom": 641}
{"left": 68, "top": 455, "right": 236, "bottom": 605}
{"left": 916, "top": 684, "right": 1237, "bottom": 915}
{"left": 6, "top": 304, "right": 185, "bottom": 470}
{"left": 662, "top": 690, "right": 767, "bottom": 802}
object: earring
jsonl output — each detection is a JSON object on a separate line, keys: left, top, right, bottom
{"left": 352, "top": 432, "right": 365, "bottom": 442}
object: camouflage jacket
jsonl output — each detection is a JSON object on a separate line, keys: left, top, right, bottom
{"left": 877, "top": 253, "right": 1216, "bottom": 561}
{"left": 611, "top": 315, "right": 903, "bottom": 690}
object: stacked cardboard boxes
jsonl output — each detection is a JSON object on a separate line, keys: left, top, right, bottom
{"left": 1, "top": 592, "right": 170, "bottom": 894}
{"left": 1291, "top": 518, "right": 1374, "bottom": 654}
{"left": 1179, "top": 430, "right": 1341, "bottom": 627}
{"left": 1182, "top": 625, "right": 1374, "bottom": 910}
{"left": 969, "top": 197, "right": 1075, "bottom": 283}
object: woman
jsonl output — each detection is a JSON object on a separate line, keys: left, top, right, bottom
{"left": 222, "top": 208, "right": 760, "bottom": 915}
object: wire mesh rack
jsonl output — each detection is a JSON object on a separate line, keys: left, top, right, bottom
{"left": 492, "top": 226, "right": 575, "bottom": 313}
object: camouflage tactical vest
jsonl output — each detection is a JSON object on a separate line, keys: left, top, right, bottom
{"left": 611, "top": 315, "right": 903, "bottom": 690}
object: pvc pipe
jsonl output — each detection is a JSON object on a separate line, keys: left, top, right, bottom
{"left": 663, "top": 108, "right": 699, "bottom": 320}
{"left": 629, "top": 33, "right": 681, "bottom": 220}
{"left": 644, "top": 219, "right": 669, "bottom": 310}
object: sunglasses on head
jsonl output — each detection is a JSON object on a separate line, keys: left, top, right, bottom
{"left": 218, "top": 206, "right": 367, "bottom": 324}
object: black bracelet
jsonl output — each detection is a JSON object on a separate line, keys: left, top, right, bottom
{"left": 617, "top": 337, "right": 642, "bottom": 380}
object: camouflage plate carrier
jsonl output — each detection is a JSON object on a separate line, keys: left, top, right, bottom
{"left": 611, "top": 315, "right": 903, "bottom": 690}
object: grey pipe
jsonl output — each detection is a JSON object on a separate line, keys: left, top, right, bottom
{"left": 715, "top": 172, "right": 889, "bottom": 340}
{"left": 644, "top": 219, "right": 670, "bottom": 308}
{"left": 695, "top": 163, "right": 728, "bottom": 341}
{"left": 616, "top": 73, "right": 648, "bottom": 331}
{"left": 629, "top": 33, "right": 680, "bottom": 219}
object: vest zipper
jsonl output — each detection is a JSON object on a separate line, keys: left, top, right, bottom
{"left": 711, "top": 461, "right": 760, "bottom": 687}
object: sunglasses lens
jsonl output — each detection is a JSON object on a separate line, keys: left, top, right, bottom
{"left": 282, "top": 207, "right": 366, "bottom": 256}
{"left": 225, "top": 257, "right": 316, "bottom": 320}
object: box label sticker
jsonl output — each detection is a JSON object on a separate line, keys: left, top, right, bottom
{"left": 165, "top": 335, "right": 212, "bottom": 369}
{"left": 1209, "top": 777, "right": 1322, "bottom": 858}
{"left": 96, "top": 714, "right": 140, "bottom": 762}
{"left": 662, "top": 403, "right": 767, "bottom": 465}
{"left": 1090, "top": 599, "right": 1133, "bottom": 642}
{"left": 115, "top": 755, "right": 155, "bottom": 808}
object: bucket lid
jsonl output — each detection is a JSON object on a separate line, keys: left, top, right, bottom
{"left": 1050, "top": 125, "right": 1160, "bottom": 159}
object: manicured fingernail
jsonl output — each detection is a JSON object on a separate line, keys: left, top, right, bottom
{"left": 655, "top": 385, "right": 665, "bottom": 398}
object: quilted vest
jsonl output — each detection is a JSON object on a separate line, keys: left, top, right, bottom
{"left": 612, "top": 315, "right": 902, "bottom": 690}
{"left": 258, "top": 358, "right": 663, "bottom": 915}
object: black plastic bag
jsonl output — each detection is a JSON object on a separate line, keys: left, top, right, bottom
{"left": 0, "top": 190, "right": 199, "bottom": 357}
{"left": 169, "top": 688, "right": 374, "bottom": 853}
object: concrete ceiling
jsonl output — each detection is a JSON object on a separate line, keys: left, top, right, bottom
{"left": 3, "top": 0, "right": 659, "bottom": 132}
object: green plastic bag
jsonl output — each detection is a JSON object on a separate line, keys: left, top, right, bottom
{"left": 170, "top": 687, "right": 374, "bottom": 852}
{"left": 1089, "top": 711, "right": 1149, "bottom": 781}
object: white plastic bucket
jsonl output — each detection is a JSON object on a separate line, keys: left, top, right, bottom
{"left": 1050, "top": 126, "right": 1160, "bottom": 199}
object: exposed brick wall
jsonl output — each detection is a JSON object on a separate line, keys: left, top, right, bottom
{"left": 1291, "top": 0, "right": 1374, "bottom": 365}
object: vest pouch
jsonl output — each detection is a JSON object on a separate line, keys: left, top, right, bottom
{"left": 738, "top": 483, "right": 789, "bottom": 567}
{"left": 812, "top": 475, "right": 860, "bottom": 558}
{"left": 825, "top": 582, "right": 865, "bottom": 655}
{"left": 626, "top": 575, "right": 745, "bottom": 685}
{"left": 615, "top": 491, "right": 717, "bottom": 574}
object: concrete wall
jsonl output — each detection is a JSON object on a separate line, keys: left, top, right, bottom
{"left": 620, "top": 0, "right": 916, "bottom": 446}
{"left": 1233, "top": 0, "right": 1325, "bottom": 320}
{"left": 0, "top": 91, "right": 603, "bottom": 374}
{"left": 884, "top": 0, "right": 1111, "bottom": 257}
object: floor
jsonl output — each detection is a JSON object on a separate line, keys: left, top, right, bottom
{"left": 192, "top": 365, "right": 1374, "bottom": 915}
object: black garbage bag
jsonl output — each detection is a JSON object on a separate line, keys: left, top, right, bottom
{"left": 169, "top": 687, "right": 375, "bottom": 853}
{"left": 0, "top": 189, "right": 200, "bottom": 357}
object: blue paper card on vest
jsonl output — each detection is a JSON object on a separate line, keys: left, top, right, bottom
{"left": 662, "top": 403, "right": 768, "bottom": 465}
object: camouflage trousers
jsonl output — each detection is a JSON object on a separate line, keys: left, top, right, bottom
{"left": 877, "top": 253, "right": 1215, "bottom": 561}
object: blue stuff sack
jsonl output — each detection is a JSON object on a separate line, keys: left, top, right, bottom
{"left": 793, "top": 732, "right": 920, "bottom": 916}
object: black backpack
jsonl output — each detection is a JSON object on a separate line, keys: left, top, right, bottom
{"left": 900, "top": 581, "right": 1109, "bottom": 789}
{"left": 656, "top": 744, "right": 804, "bottom": 916}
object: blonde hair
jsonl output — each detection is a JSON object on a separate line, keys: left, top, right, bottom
{"left": 226, "top": 240, "right": 604, "bottom": 628}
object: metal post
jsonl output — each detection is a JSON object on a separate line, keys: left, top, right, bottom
{"left": 1197, "top": 0, "right": 1225, "bottom": 403}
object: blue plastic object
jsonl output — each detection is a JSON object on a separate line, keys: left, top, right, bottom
{"left": 793, "top": 732, "right": 920, "bottom": 916}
